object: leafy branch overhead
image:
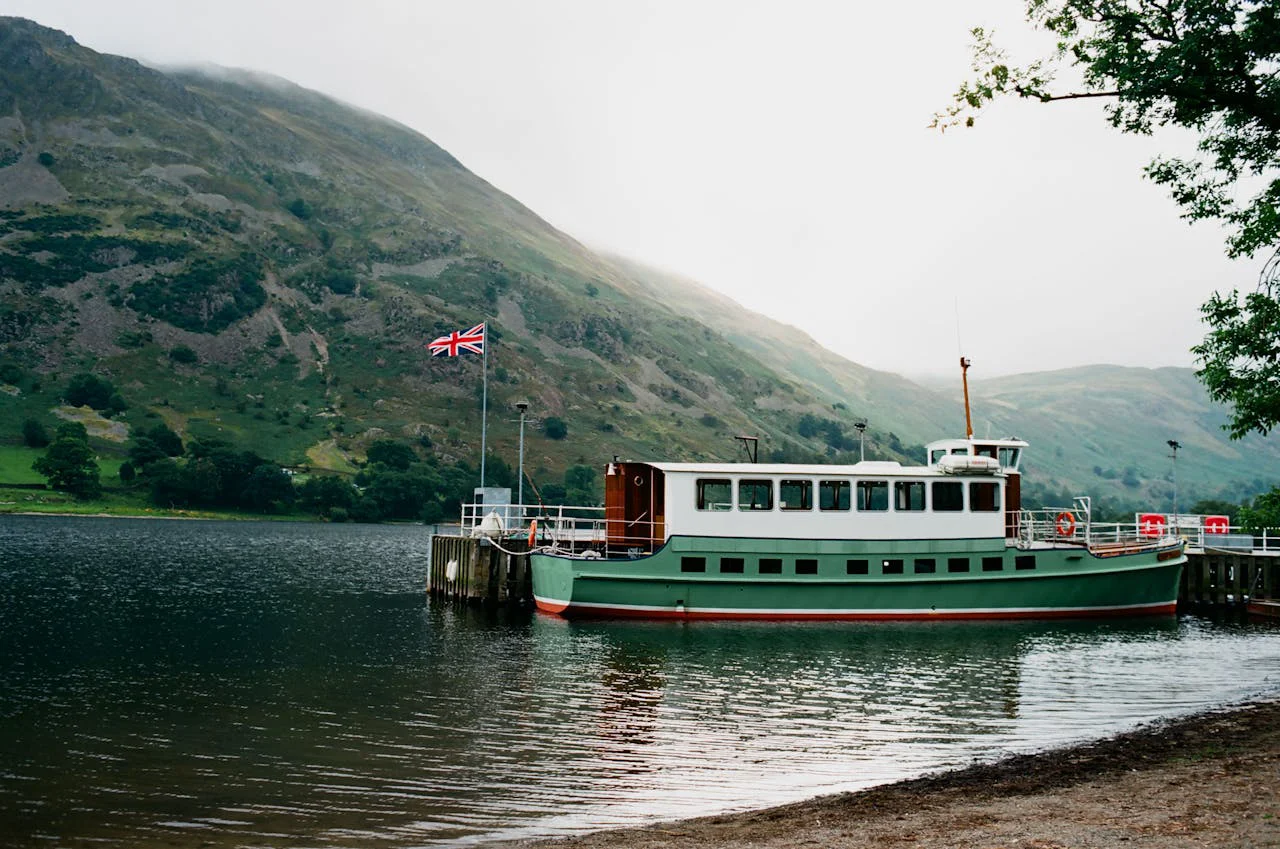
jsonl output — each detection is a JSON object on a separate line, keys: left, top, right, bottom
{"left": 938, "top": 0, "right": 1280, "bottom": 437}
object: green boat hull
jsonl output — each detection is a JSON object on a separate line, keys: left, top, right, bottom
{"left": 531, "top": 536, "right": 1185, "bottom": 620}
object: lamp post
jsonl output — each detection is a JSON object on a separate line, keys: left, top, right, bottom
{"left": 1167, "top": 439, "right": 1181, "bottom": 519}
{"left": 854, "top": 421, "right": 867, "bottom": 462}
{"left": 516, "top": 402, "right": 529, "bottom": 510}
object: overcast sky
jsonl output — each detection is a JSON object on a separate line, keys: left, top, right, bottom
{"left": 2, "top": 1, "right": 1254, "bottom": 378}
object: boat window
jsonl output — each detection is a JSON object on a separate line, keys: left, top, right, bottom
{"left": 796, "top": 559, "right": 818, "bottom": 575}
{"left": 970, "top": 481, "right": 1001, "bottom": 512}
{"left": 1015, "top": 555, "right": 1036, "bottom": 571}
{"left": 681, "top": 557, "right": 706, "bottom": 573}
{"left": 998, "top": 447, "right": 1021, "bottom": 470}
{"left": 894, "top": 481, "right": 926, "bottom": 511}
{"left": 856, "top": 480, "right": 888, "bottom": 511}
{"left": 738, "top": 479, "right": 773, "bottom": 511}
{"left": 696, "top": 478, "right": 732, "bottom": 511}
{"left": 948, "top": 557, "right": 970, "bottom": 573}
{"left": 847, "top": 559, "right": 869, "bottom": 575}
{"left": 950, "top": 447, "right": 969, "bottom": 456}
{"left": 720, "top": 557, "right": 744, "bottom": 574}
{"left": 932, "top": 481, "right": 964, "bottom": 512}
{"left": 930, "top": 449, "right": 947, "bottom": 464}
{"left": 914, "top": 558, "right": 936, "bottom": 574}
{"left": 882, "top": 559, "right": 904, "bottom": 575}
{"left": 819, "top": 480, "right": 851, "bottom": 511}
{"left": 975, "top": 444, "right": 998, "bottom": 459}
{"left": 779, "top": 479, "right": 812, "bottom": 511}
{"left": 759, "top": 558, "right": 782, "bottom": 574}
{"left": 982, "top": 556, "right": 1003, "bottom": 572}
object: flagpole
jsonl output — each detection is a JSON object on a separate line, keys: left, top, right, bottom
{"left": 480, "top": 324, "right": 488, "bottom": 490}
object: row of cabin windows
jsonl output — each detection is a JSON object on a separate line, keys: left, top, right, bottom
{"left": 680, "top": 555, "right": 1038, "bottom": 573}
{"left": 696, "top": 478, "right": 1001, "bottom": 513}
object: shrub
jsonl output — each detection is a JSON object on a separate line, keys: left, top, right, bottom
{"left": 168, "top": 345, "right": 198, "bottom": 364}
{"left": 64, "top": 373, "right": 117, "bottom": 410}
{"left": 543, "top": 416, "right": 568, "bottom": 440}
{"left": 37, "top": 152, "right": 54, "bottom": 167}
{"left": 21, "top": 418, "right": 49, "bottom": 448}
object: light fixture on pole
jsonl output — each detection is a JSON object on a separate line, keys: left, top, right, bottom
{"left": 854, "top": 420, "right": 867, "bottom": 462}
{"left": 516, "top": 401, "right": 529, "bottom": 510}
{"left": 1167, "top": 439, "right": 1181, "bottom": 519}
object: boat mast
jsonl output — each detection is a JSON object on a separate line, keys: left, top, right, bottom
{"left": 960, "top": 356, "right": 973, "bottom": 440}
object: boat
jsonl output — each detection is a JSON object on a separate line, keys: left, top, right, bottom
{"left": 527, "top": 361, "right": 1186, "bottom": 621}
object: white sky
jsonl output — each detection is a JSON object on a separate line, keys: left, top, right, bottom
{"left": 2, "top": 0, "right": 1255, "bottom": 378}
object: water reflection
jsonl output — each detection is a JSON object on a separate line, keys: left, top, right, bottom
{"left": 1, "top": 515, "right": 1277, "bottom": 848}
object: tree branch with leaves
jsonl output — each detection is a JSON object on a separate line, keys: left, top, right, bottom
{"left": 938, "top": 0, "right": 1280, "bottom": 438}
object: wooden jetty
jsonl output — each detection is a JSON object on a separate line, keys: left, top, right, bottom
{"left": 428, "top": 534, "right": 533, "bottom": 606}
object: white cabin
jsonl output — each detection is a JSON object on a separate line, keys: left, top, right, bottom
{"left": 603, "top": 437, "right": 1029, "bottom": 550}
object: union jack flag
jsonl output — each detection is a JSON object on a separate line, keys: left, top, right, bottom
{"left": 427, "top": 322, "right": 485, "bottom": 357}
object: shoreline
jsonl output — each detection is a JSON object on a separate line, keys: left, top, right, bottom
{"left": 507, "top": 697, "right": 1280, "bottom": 848}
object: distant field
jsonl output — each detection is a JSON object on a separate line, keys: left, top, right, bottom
{"left": 0, "top": 445, "right": 45, "bottom": 484}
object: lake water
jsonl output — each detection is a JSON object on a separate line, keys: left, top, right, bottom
{"left": 3, "top": 515, "right": 1280, "bottom": 848}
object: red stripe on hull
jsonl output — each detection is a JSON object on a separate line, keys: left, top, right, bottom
{"left": 539, "top": 602, "right": 1178, "bottom": 622}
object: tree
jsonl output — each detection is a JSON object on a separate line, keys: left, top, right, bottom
{"left": 33, "top": 432, "right": 101, "bottom": 499}
{"left": 21, "top": 418, "right": 49, "bottom": 448}
{"left": 128, "top": 436, "right": 168, "bottom": 469}
{"left": 145, "top": 423, "right": 184, "bottom": 457}
{"left": 543, "top": 416, "right": 568, "bottom": 440}
{"left": 64, "top": 373, "right": 117, "bottom": 410}
{"left": 366, "top": 439, "right": 417, "bottom": 471}
{"left": 1240, "top": 487, "right": 1280, "bottom": 531}
{"left": 240, "top": 464, "right": 295, "bottom": 512}
{"left": 940, "top": 0, "right": 1280, "bottom": 437}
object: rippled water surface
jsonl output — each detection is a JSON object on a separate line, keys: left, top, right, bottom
{"left": 3, "top": 515, "right": 1280, "bottom": 847}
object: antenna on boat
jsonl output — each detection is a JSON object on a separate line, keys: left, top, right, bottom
{"left": 734, "top": 435, "right": 759, "bottom": 464}
{"left": 955, "top": 297, "right": 974, "bottom": 441}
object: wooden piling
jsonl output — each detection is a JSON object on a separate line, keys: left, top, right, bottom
{"left": 428, "top": 534, "right": 532, "bottom": 606}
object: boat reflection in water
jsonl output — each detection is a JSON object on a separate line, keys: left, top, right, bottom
{"left": 511, "top": 614, "right": 1199, "bottom": 837}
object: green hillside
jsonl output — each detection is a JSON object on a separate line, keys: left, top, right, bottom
{"left": 0, "top": 16, "right": 1276, "bottom": 518}
{"left": 969, "top": 366, "right": 1280, "bottom": 513}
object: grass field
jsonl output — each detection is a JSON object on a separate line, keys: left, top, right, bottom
{"left": 0, "top": 445, "right": 46, "bottom": 484}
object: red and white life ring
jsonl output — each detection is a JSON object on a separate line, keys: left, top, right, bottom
{"left": 1055, "top": 512, "right": 1076, "bottom": 536}
{"left": 527, "top": 519, "right": 538, "bottom": 548}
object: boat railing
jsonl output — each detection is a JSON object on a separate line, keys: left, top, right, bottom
{"left": 461, "top": 502, "right": 637, "bottom": 554}
{"left": 1015, "top": 508, "right": 1178, "bottom": 553}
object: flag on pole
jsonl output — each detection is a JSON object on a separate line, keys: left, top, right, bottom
{"left": 427, "top": 323, "right": 485, "bottom": 357}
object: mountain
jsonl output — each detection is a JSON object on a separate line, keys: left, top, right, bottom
{"left": 968, "top": 365, "right": 1280, "bottom": 512}
{"left": 0, "top": 16, "right": 1275, "bottom": 513}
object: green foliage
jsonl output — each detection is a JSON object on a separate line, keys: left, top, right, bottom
{"left": 1240, "top": 487, "right": 1280, "bottom": 531}
{"left": 128, "top": 253, "right": 265, "bottom": 333}
{"left": 563, "top": 464, "right": 601, "bottom": 505}
{"left": 54, "top": 421, "right": 88, "bottom": 442}
{"left": 298, "top": 475, "right": 356, "bottom": 514}
{"left": 145, "top": 423, "right": 184, "bottom": 456}
{"left": 939, "top": 2, "right": 1280, "bottom": 438}
{"left": 288, "top": 198, "right": 313, "bottom": 220}
{"left": 1194, "top": 288, "right": 1280, "bottom": 438}
{"left": 118, "top": 460, "right": 136, "bottom": 484}
{"left": 0, "top": 234, "right": 189, "bottom": 288}
{"left": 64, "top": 372, "right": 117, "bottom": 410}
{"left": 32, "top": 430, "right": 101, "bottom": 499}
{"left": 168, "top": 345, "right": 198, "bottom": 364}
{"left": 128, "top": 436, "right": 168, "bottom": 468}
{"left": 366, "top": 439, "right": 417, "bottom": 471}
{"left": 543, "top": 416, "right": 568, "bottom": 440}
{"left": 10, "top": 213, "right": 98, "bottom": 234}
{"left": 21, "top": 418, "right": 49, "bottom": 448}
{"left": 240, "top": 464, "right": 296, "bottom": 512}
{"left": 1190, "top": 499, "right": 1239, "bottom": 521}
{"left": 37, "top": 151, "right": 54, "bottom": 167}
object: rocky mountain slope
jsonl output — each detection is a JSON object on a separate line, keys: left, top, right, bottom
{"left": 0, "top": 16, "right": 1275, "bottom": 511}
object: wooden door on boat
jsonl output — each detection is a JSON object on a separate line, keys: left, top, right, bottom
{"left": 605, "top": 462, "right": 665, "bottom": 551}
{"left": 1004, "top": 472, "right": 1021, "bottom": 538}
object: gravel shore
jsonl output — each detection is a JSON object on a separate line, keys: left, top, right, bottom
{"left": 507, "top": 699, "right": 1280, "bottom": 849}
